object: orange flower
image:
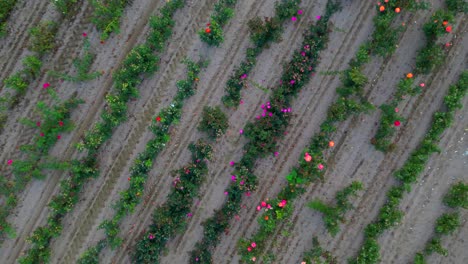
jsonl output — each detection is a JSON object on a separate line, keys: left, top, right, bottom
{"left": 379, "top": 6, "right": 385, "bottom": 12}
{"left": 264, "top": 216, "right": 269, "bottom": 221}
{"left": 395, "top": 7, "right": 401, "bottom": 13}
{"left": 406, "top": 73, "right": 413, "bottom": 78}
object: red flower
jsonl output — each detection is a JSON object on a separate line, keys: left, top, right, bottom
{"left": 57, "top": 135, "right": 61, "bottom": 140}
{"left": 128, "top": 177, "right": 131, "bottom": 181}
{"left": 82, "top": 32, "right": 87, "bottom": 37}
{"left": 36, "top": 122, "right": 41, "bottom": 127}
{"left": 40, "top": 132, "right": 45, "bottom": 137}
{"left": 59, "top": 121, "right": 64, "bottom": 127}
{"left": 156, "top": 116, "right": 161, "bottom": 122}
{"left": 394, "top": 120, "right": 401, "bottom": 127}
{"left": 446, "top": 26, "right": 452, "bottom": 32}
{"left": 43, "top": 83, "right": 50, "bottom": 89}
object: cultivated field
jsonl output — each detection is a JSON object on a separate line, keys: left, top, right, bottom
{"left": 0, "top": 0, "right": 466, "bottom": 264}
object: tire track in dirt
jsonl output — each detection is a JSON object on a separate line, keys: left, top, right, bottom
{"left": 382, "top": 108, "right": 468, "bottom": 263}
{"left": 0, "top": 0, "right": 52, "bottom": 83}
{"left": 1, "top": 0, "right": 174, "bottom": 262}
{"left": 160, "top": 1, "right": 322, "bottom": 261}
{"left": 103, "top": 1, "right": 281, "bottom": 262}
{"left": 216, "top": 2, "right": 384, "bottom": 257}
{"left": 56, "top": 0, "right": 230, "bottom": 262}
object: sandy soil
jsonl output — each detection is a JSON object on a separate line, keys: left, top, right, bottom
{"left": 0, "top": 0, "right": 466, "bottom": 263}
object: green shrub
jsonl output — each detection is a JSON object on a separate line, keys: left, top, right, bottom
{"left": 444, "top": 71, "right": 468, "bottom": 112}
{"left": 29, "top": 21, "right": 58, "bottom": 55}
{"left": 198, "top": 106, "right": 229, "bottom": 139}
{"left": 443, "top": 182, "right": 468, "bottom": 209}
{"left": 4, "top": 72, "right": 28, "bottom": 94}
{"left": 22, "top": 55, "right": 42, "bottom": 78}
{"left": 50, "top": 0, "right": 78, "bottom": 14}
{"left": 416, "top": 44, "right": 445, "bottom": 74}
{"left": 414, "top": 252, "right": 426, "bottom": 264}
{"left": 349, "top": 238, "right": 380, "bottom": 264}
{"left": 422, "top": 11, "right": 454, "bottom": 41}
{"left": 435, "top": 212, "right": 460, "bottom": 235}
{"left": 424, "top": 237, "right": 448, "bottom": 256}
{"left": 0, "top": 0, "right": 18, "bottom": 37}
{"left": 446, "top": 0, "right": 468, "bottom": 13}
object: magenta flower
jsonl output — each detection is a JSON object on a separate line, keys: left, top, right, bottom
{"left": 57, "top": 135, "right": 61, "bottom": 140}
{"left": 224, "top": 191, "right": 228, "bottom": 195}
{"left": 240, "top": 180, "right": 244, "bottom": 185}
{"left": 187, "top": 212, "right": 193, "bottom": 217}
{"left": 251, "top": 242, "right": 257, "bottom": 248}
{"left": 261, "top": 104, "right": 265, "bottom": 109}
{"left": 240, "top": 74, "right": 247, "bottom": 79}
{"left": 42, "top": 83, "right": 50, "bottom": 89}
{"left": 316, "top": 15, "right": 321, "bottom": 20}
{"left": 40, "top": 132, "right": 45, "bottom": 137}
{"left": 268, "top": 112, "right": 273, "bottom": 117}
{"left": 231, "top": 175, "right": 237, "bottom": 181}
{"left": 301, "top": 51, "right": 306, "bottom": 56}
{"left": 290, "top": 80, "right": 295, "bottom": 85}
{"left": 246, "top": 191, "right": 251, "bottom": 197}
{"left": 240, "top": 100, "right": 244, "bottom": 104}
{"left": 291, "top": 16, "right": 297, "bottom": 21}
{"left": 82, "top": 32, "right": 87, "bottom": 37}
{"left": 7, "top": 159, "right": 13, "bottom": 165}
{"left": 229, "top": 161, "right": 235, "bottom": 166}
{"left": 256, "top": 116, "right": 261, "bottom": 120}
{"left": 148, "top": 233, "right": 155, "bottom": 240}
{"left": 261, "top": 201, "right": 267, "bottom": 207}
{"left": 274, "top": 152, "right": 279, "bottom": 157}
{"left": 36, "top": 122, "right": 41, "bottom": 127}
{"left": 298, "top": 10, "right": 303, "bottom": 15}
{"left": 58, "top": 121, "right": 64, "bottom": 127}
{"left": 318, "top": 164, "right": 324, "bottom": 170}
{"left": 239, "top": 129, "right": 243, "bottom": 134}
{"left": 256, "top": 205, "right": 261, "bottom": 211}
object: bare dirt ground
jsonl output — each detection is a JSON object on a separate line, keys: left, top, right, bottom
{"left": 0, "top": 0, "right": 467, "bottom": 263}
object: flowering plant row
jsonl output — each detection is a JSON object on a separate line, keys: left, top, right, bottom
{"left": 189, "top": 2, "right": 342, "bottom": 263}
{"left": 132, "top": 140, "right": 213, "bottom": 263}
{"left": 350, "top": 70, "right": 467, "bottom": 264}
{"left": 198, "top": 0, "right": 237, "bottom": 46}
{"left": 77, "top": 58, "right": 206, "bottom": 263}
{"left": 90, "top": 0, "right": 132, "bottom": 40}
{"left": 0, "top": 96, "right": 82, "bottom": 241}
{"left": 48, "top": 36, "right": 102, "bottom": 82}
{"left": 372, "top": 7, "right": 460, "bottom": 152}
{"left": 301, "top": 236, "right": 337, "bottom": 264}
{"left": 414, "top": 182, "right": 466, "bottom": 263}
{"left": 18, "top": 1, "right": 185, "bottom": 263}
{"left": 307, "top": 181, "right": 363, "bottom": 236}
{"left": 222, "top": 0, "right": 302, "bottom": 107}
{"left": 0, "top": 0, "right": 18, "bottom": 37}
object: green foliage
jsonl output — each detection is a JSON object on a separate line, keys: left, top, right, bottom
{"left": 199, "top": 0, "right": 237, "bottom": 46}
{"left": 0, "top": 0, "right": 18, "bottom": 37}
{"left": 435, "top": 212, "right": 460, "bottom": 235}
{"left": 302, "top": 237, "right": 337, "bottom": 264}
{"left": 308, "top": 181, "right": 363, "bottom": 236}
{"left": 444, "top": 71, "right": 468, "bottom": 112}
{"left": 414, "top": 252, "right": 426, "bottom": 264}
{"left": 28, "top": 21, "right": 58, "bottom": 55}
{"left": 416, "top": 44, "right": 445, "bottom": 74}
{"left": 90, "top": 0, "right": 129, "bottom": 40}
{"left": 198, "top": 106, "right": 229, "bottom": 139}
{"left": 446, "top": 0, "right": 468, "bottom": 13}
{"left": 4, "top": 72, "right": 28, "bottom": 94}
{"left": 423, "top": 11, "right": 455, "bottom": 40}
{"left": 349, "top": 238, "right": 380, "bottom": 264}
{"left": 372, "top": 103, "right": 403, "bottom": 152}
{"left": 50, "top": 0, "right": 78, "bottom": 14}
{"left": 22, "top": 55, "right": 42, "bottom": 79}
{"left": 443, "top": 182, "right": 468, "bottom": 209}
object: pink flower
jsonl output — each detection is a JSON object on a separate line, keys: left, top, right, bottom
{"left": 274, "top": 151, "right": 279, "bottom": 157}
{"left": 196, "top": 257, "right": 199, "bottom": 262}
{"left": 318, "top": 164, "right": 324, "bottom": 170}
{"left": 239, "top": 129, "right": 243, "bottom": 134}
{"left": 298, "top": 10, "right": 303, "bottom": 15}
{"left": 187, "top": 212, "right": 193, "bottom": 217}
{"left": 269, "top": 112, "right": 273, "bottom": 117}
{"left": 231, "top": 175, "right": 237, "bottom": 181}
{"left": 301, "top": 51, "right": 306, "bottom": 57}
{"left": 261, "top": 112, "right": 266, "bottom": 117}
{"left": 261, "top": 201, "right": 267, "bottom": 207}
{"left": 395, "top": 108, "right": 399, "bottom": 113}
{"left": 42, "top": 83, "right": 50, "bottom": 89}
{"left": 291, "top": 16, "right": 297, "bottom": 21}
{"left": 58, "top": 121, "right": 64, "bottom": 127}
{"left": 267, "top": 204, "right": 272, "bottom": 209}
{"left": 267, "top": 105, "right": 271, "bottom": 109}
{"left": 240, "top": 100, "right": 244, "bottom": 104}
{"left": 229, "top": 161, "right": 235, "bottom": 166}
{"left": 240, "top": 180, "right": 245, "bottom": 185}
{"left": 40, "top": 132, "right": 45, "bottom": 137}
{"left": 57, "top": 135, "right": 61, "bottom": 140}
{"left": 251, "top": 242, "right": 257, "bottom": 248}
{"left": 224, "top": 191, "right": 228, "bottom": 195}
{"left": 246, "top": 191, "right": 251, "bottom": 197}
{"left": 148, "top": 233, "right": 155, "bottom": 240}
{"left": 316, "top": 15, "right": 321, "bottom": 20}
{"left": 247, "top": 247, "right": 252, "bottom": 252}
{"left": 241, "top": 74, "right": 247, "bottom": 79}
{"left": 278, "top": 199, "right": 287, "bottom": 208}
{"left": 290, "top": 80, "right": 295, "bottom": 85}
{"left": 261, "top": 104, "right": 265, "bottom": 109}
{"left": 82, "top": 32, "right": 87, "bottom": 37}
{"left": 256, "top": 116, "right": 261, "bottom": 119}
{"left": 36, "top": 122, "right": 41, "bottom": 127}
{"left": 256, "top": 205, "right": 261, "bottom": 211}
{"left": 420, "top": 83, "right": 425, "bottom": 87}
{"left": 7, "top": 159, "right": 13, "bottom": 165}
{"left": 252, "top": 257, "right": 256, "bottom": 262}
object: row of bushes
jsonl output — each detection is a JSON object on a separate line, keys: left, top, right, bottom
{"left": 414, "top": 182, "right": 467, "bottom": 263}
{"left": 0, "top": 95, "right": 82, "bottom": 240}
{"left": 77, "top": 58, "right": 206, "bottom": 263}
{"left": 132, "top": 140, "right": 213, "bottom": 263}
{"left": 0, "top": 0, "right": 18, "bottom": 37}
{"left": 301, "top": 236, "right": 337, "bottom": 264}
{"left": 349, "top": 70, "right": 467, "bottom": 264}
{"left": 189, "top": 2, "right": 342, "bottom": 263}
{"left": 222, "top": 0, "right": 301, "bottom": 107}
{"left": 372, "top": 5, "right": 462, "bottom": 152}
{"left": 307, "top": 181, "right": 363, "bottom": 236}
{"left": 236, "top": 1, "right": 439, "bottom": 260}
{"left": 18, "top": 1, "right": 186, "bottom": 263}
{"left": 50, "top": 0, "right": 79, "bottom": 15}
{"left": 199, "top": 0, "right": 238, "bottom": 46}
